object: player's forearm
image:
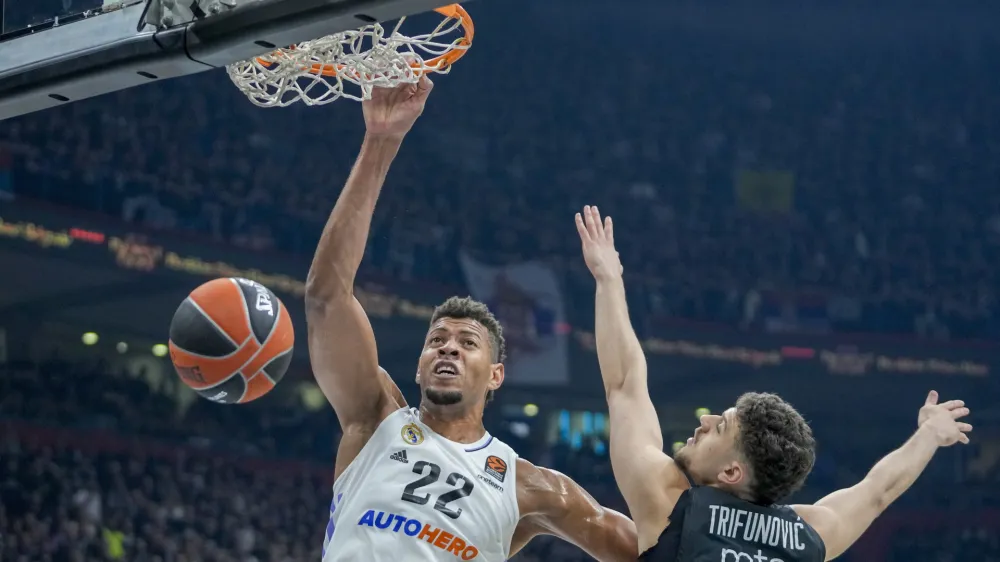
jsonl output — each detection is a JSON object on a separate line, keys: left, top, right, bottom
{"left": 305, "top": 134, "right": 402, "bottom": 301}
{"left": 594, "top": 277, "right": 647, "bottom": 396}
{"left": 862, "top": 424, "right": 939, "bottom": 509}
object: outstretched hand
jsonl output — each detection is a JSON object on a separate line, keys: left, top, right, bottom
{"left": 363, "top": 76, "right": 434, "bottom": 139}
{"left": 576, "top": 205, "right": 623, "bottom": 282}
{"left": 918, "top": 390, "right": 973, "bottom": 447}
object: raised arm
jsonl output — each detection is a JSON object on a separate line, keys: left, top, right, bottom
{"left": 512, "top": 459, "right": 637, "bottom": 562}
{"left": 575, "top": 206, "right": 690, "bottom": 551}
{"left": 304, "top": 79, "right": 432, "bottom": 474}
{"left": 794, "top": 391, "right": 972, "bottom": 560}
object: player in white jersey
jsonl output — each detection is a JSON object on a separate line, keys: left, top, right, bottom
{"left": 303, "top": 78, "right": 638, "bottom": 562}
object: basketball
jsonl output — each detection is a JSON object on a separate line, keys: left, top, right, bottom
{"left": 168, "top": 278, "right": 294, "bottom": 404}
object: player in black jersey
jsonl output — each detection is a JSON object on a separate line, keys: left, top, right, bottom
{"left": 574, "top": 205, "right": 974, "bottom": 561}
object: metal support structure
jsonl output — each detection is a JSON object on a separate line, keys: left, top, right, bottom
{"left": 143, "top": 0, "right": 243, "bottom": 30}
{"left": 0, "top": 0, "right": 459, "bottom": 121}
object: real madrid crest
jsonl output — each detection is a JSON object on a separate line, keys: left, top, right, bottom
{"left": 401, "top": 423, "right": 424, "bottom": 445}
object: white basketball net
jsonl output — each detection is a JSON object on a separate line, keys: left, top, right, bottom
{"left": 226, "top": 14, "right": 468, "bottom": 107}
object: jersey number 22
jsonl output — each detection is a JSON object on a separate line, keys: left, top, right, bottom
{"left": 401, "top": 461, "right": 474, "bottom": 519}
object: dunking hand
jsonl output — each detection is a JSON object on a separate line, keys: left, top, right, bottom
{"left": 363, "top": 76, "right": 434, "bottom": 139}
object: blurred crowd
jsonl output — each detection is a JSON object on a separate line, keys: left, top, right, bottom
{"left": 0, "top": 359, "right": 621, "bottom": 562}
{"left": 2, "top": 4, "right": 1000, "bottom": 558}
{"left": 1, "top": 359, "right": 998, "bottom": 561}
{"left": 1, "top": 441, "right": 326, "bottom": 562}
{"left": 2, "top": 3, "right": 1000, "bottom": 341}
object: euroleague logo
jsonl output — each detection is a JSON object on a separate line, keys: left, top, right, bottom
{"left": 483, "top": 455, "right": 507, "bottom": 483}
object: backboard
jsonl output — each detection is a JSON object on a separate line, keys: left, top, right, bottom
{"left": 0, "top": 0, "right": 460, "bottom": 120}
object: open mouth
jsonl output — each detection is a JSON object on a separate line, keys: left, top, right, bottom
{"left": 433, "top": 361, "right": 459, "bottom": 378}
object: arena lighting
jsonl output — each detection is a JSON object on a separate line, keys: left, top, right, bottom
{"left": 151, "top": 344, "right": 168, "bottom": 357}
{"left": 300, "top": 383, "right": 327, "bottom": 411}
{"left": 116, "top": 342, "right": 129, "bottom": 354}
{"left": 68, "top": 228, "right": 106, "bottom": 244}
{"left": 508, "top": 421, "right": 530, "bottom": 439}
{"left": 81, "top": 332, "right": 99, "bottom": 345}
{"left": 695, "top": 407, "right": 711, "bottom": 418}
{"left": 672, "top": 441, "right": 685, "bottom": 453}
{"left": 523, "top": 404, "right": 540, "bottom": 417}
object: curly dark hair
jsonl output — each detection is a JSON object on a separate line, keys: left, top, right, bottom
{"left": 430, "top": 296, "right": 506, "bottom": 402}
{"left": 734, "top": 392, "right": 816, "bottom": 506}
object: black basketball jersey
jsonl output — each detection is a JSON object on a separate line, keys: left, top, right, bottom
{"left": 639, "top": 486, "right": 826, "bottom": 562}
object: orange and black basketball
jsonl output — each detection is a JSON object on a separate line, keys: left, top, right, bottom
{"left": 168, "top": 278, "right": 294, "bottom": 404}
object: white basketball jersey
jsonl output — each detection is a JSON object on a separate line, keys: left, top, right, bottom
{"left": 322, "top": 408, "right": 520, "bottom": 562}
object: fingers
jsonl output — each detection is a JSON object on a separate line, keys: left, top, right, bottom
{"left": 368, "top": 76, "right": 432, "bottom": 98}
{"left": 925, "top": 390, "right": 939, "bottom": 406}
{"left": 417, "top": 75, "right": 434, "bottom": 94}
{"left": 957, "top": 422, "right": 973, "bottom": 433}
{"left": 958, "top": 433, "right": 970, "bottom": 445}
{"left": 585, "top": 206, "right": 603, "bottom": 240}
{"left": 578, "top": 206, "right": 617, "bottom": 244}
{"left": 950, "top": 407, "right": 971, "bottom": 419}
{"left": 584, "top": 205, "right": 612, "bottom": 236}
{"left": 575, "top": 213, "right": 590, "bottom": 242}
{"left": 939, "top": 399, "right": 965, "bottom": 411}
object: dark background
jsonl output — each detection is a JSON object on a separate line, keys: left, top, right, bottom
{"left": 0, "top": 0, "right": 998, "bottom": 560}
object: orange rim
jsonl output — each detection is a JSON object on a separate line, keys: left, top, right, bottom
{"left": 254, "top": 4, "right": 474, "bottom": 77}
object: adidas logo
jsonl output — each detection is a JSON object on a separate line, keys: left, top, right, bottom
{"left": 389, "top": 450, "right": 409, "bottom": 463}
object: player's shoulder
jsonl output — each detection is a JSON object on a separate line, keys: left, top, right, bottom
{"left": 480, "top": 431, "right": 518, "bottom": 457}
{"left": 513, "top": 459, "right": 579, "bottom": 517}
{"left": 514, "top": 458, "right": 559, "bottom": 487}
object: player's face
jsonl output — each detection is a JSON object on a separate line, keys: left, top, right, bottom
{"left": 416, "top": 318, "right": 503, "bottom": 408}
{"left": 673, "top": 408, "right": 748, "bottom": 489}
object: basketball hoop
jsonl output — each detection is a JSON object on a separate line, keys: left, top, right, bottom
{"left": 226, "top": 4, "right": 473, "bottom": 107}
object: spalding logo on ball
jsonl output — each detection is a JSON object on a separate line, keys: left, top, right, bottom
{"left": 169, "top": 278, "right": 294, "bottom": 404}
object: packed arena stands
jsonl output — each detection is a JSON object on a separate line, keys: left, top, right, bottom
{"left": 2, "top": 8, "right": 999, "bottom": 341}
{"left": 1, "top": 0, "right": 999, "bottom": 560}
{"left": 1, "top": 355, "right": 998, "bottom": 561}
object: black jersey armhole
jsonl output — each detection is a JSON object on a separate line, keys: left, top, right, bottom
{"left": 638, "top": 488, "right": 693, "bottom": 560}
